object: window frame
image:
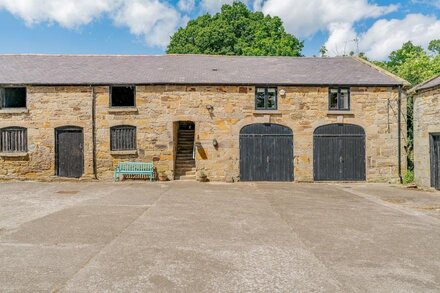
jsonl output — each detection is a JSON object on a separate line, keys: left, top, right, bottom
{"left": 328, "top": 87, "right": 350, "bottom": 111}
{"left": 255, "top": 87, "right": 278, "bottom": 110}
{"left": 0, "top": 127, "right": 28, "bottom": 153}
{"left": 109, "top": 85, "right": 136, "bottom": 108}
{"left": 0, "top": 86, "right": 27, "bottom": 109}
{"left": 110, "top": 125, "right": 137, "bottom": 151}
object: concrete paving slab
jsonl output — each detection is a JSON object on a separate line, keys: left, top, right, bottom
{"left": 61, "top": 183, "right": 342, "bottom": 292}
{"left": 263, "top": 183, "right": 440, "bottom": 292}
{"left": 0, "top": 243, "right": 99, "bottom": 292}
{"left": 3, "top": 205, "right": 146, "bottom": 245}
{"left": 0, "top": 181, "right": 439, "bottom": 292}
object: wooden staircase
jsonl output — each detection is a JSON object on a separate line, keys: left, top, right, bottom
{"left": 175, "top": 129, "right": 196, "bottom": 180}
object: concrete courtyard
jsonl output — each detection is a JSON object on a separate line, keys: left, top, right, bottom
{"left": 1, "top": 181, "right": 440, "bottom": 292}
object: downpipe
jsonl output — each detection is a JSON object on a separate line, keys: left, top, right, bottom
{"left": 398, "top": 85, "right": 403, "bottom": 184}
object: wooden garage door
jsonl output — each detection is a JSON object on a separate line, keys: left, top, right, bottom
{"left": 314, "top": 124, "right": 366, "bottom": 181}
{"left": 431, "top": 134, "right": 440, "bottom": 190}
{"left": 240, "top": 123, "right": 293, "bottom": 182}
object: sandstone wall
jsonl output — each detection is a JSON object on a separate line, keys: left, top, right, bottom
{"left": 1, "top": 85, "right": 405, "bottom": 182}
{"left": 413, "top": 87, "right": 440, "bottom": 188}
{"left": 0, "top": 86, "right": 94, "bottom": 180}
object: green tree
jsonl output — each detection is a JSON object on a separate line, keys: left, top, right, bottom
{"left": 373, "top": 41, "right": 440, "bottom": 171}
{"left": 428, "top": 39, "right": 440, "bottom": 55}
{"left": 319, "top": 46, "right": 328, "bottom": 57}
{"left": 167, "top": 2, "right": 303, "bottom": 56}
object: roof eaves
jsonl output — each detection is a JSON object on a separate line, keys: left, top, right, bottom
{"left": 409, "top": 74, "right": 440, "bottom": 94}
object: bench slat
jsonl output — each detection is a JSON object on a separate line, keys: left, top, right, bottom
{"left": 114, "top": 162, "right": 155, "bottom": 182}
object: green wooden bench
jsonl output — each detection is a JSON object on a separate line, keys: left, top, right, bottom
{"left": 114, "top": 162, "right": 155, "bottom": 182}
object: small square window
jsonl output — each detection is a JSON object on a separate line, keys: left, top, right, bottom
{"left": 111, "top": 86, "right": 135, "bottom": 107}
{"left": 328, "top": 87, "right": 350, "bottom": 110}
{"left": 1, "top": 87, "right": 26, "bottom": 108}
{"left": 110, "top": 125, "right": 136, "bottom": 151}
{"left": 255, "top": 87, "right": 277, "bottom": 110}
{"left": 0, "top": 127, "right": 27, "bottom": 152}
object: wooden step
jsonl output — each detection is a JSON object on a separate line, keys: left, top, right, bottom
{"left": 175, "top": 164, "right": 196, "bottom": 169}
{"left": 176, "top": 149, "right": 194, "bottom": 153}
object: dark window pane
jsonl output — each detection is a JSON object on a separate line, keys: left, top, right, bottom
{"left": 111, "top": 126, "right": 136, "bottom": 150}
{"left": 0, "top": 128, "right": 27, "bottom": 152}
{"left": 256, "top": 87, "right": 277, "bottom": 110}
{"left": 267, "top": 88, "right": 277, "bottom": 109}
{"left": 111, "top": 86, "right": 135, "bottom": 107}
{"left": 340, "top": 89, "right": 349, "bottom": 110}
{"left": 256, "top": 88, "right": 266, "bottom": 109}
{"left": 329, "top": 89, "right": 338, "bottom": 109}
{"left": 3, "top": 88, "right": 26, "bottom": 108}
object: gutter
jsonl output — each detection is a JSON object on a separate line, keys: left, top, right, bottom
{"left": 398, "top": 86, "right": 403, "bottom": 184}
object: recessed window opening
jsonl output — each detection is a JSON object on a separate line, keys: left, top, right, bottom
{"left": 1, "top": 87, "right": 27, "bottom": 108}
{"left": 111, "top": 125, "right": 136, "bottom": 151}
{"left": 329, "top": 87, "right": 350, "bottom": 110}
{"left": 0, "top": 127, "right": 27, "bottom": 152}
{"left": 111, "top": 86, "right": 135, "bottom": 107}
{"left": 256, "top": 87, "right": 277, "bottom": 110}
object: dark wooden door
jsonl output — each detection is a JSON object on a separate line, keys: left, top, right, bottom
{"left": 314, "top": 124, "right": 366, "bottom": 181}
{"left": 431, "top": 135, "right": 440, "bottom": 190}
{"left": 240, "top": 124, "right": 293, "bottom": 181}
{"left": 56, "top": 127, "right": 84, "bottom": 178}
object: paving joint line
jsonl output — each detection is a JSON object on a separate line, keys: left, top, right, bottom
{"left": 52, "top": 186, "right": 172, "bottom": 292}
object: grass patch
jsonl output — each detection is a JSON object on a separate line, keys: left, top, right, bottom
{"left": 403, "top": 170, "right": 414, "bottom": 184}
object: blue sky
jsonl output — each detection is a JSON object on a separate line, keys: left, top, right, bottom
{"left": 0, "top": 0, "right": 438, "bottom": 60}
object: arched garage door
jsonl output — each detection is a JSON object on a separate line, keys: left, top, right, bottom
{"left": 240, "top": 123, "right": 293, "bottom": 181}
{"left": 314, "top": 124, "right": 366, "bottom": 181}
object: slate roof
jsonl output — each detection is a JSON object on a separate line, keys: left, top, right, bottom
{"left": 0, "top": 54, "right": 405, "bottom": 86}
{"left": 412, "top": 75, "right": 440, "bottom": 92}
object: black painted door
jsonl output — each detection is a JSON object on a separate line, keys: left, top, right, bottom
{"left": 314, "top": 124, "right": 366, "bottom": 181}
{"left": 56, "top": 127, "right": 84, "bottom": 178}
{"left": 431, "top": 135, "right": 440, "bottom": 190}
{"left": 240, "top": 124, "right": 293, "bottom": 181}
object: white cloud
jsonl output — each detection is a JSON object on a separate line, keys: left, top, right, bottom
{"left": 253, "top": 0, "right": 264, "bottom": 11}
{"left": 260, "top": 0, "right": 397, "bottom": 37}
{"left": 113, "top": 0, "right": 183, "bottom": 47}
{"left": 200, "top": 0, "right": 235, "bottom": 13}
{"left": 0, "top": 0, "right": 184, "bottom": 48}
{"left": 0, "top": 0, "right": 117, "bottom": 28}
{"left": 200, "top": 0, "right": 254, "bottom": 13}
{"left": 177, "top": 0, "right": 195, "bottom": 12}
{"left": 325, "top": 14, "right": 440, "bottom": 60}
{"left": 325, "top": 23, "right": 358, "bottom": 56}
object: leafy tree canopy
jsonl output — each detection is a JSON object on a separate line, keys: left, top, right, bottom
{"left": 167, "top": 2, "right": 303, "bottom": 56}
{"left": 371, "top": 40, "right": 440, "bottom": 171}
{"left": 428, "top": 39, "right": 440, "bottom": 55}
{"left": 375, "top": 41, "right": 440, "bottom": 86}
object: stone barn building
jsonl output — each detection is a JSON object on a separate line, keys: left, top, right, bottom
{"left": 0, "top": 54, "right": 407, "bottom": 182}
{"left": 412, "top": 75, "right": 440, "bottom": 190}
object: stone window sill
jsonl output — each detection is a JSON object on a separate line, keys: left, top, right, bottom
{"left": 108, "top": 107, "right": 138, "bottom": 114}
{"left": 253, "top": 110, "right": 282, "bottom": 115}
{"left": 327, "top": 111, "right": 354, "bottom": 115}
{"left": 0, "top": 152, "right": 28, "bottom": 157}
{"left": 110, "top": 150, "right": 138, "bottom": 155}
{"left": 0, "top": 108, "right": 29, "bottom": 114}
